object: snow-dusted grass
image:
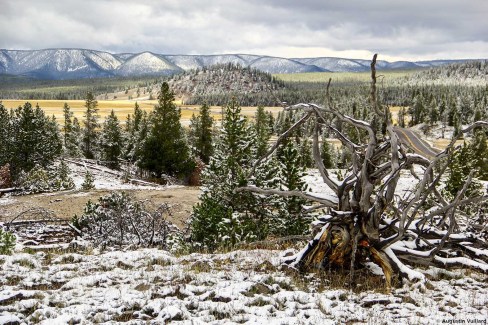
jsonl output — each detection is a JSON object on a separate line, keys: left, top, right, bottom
{"left": 0, "top": 247, "right": 486, "bottom": 324}
{"left": 68, "top": 162, "right": 172, "bottom": 191}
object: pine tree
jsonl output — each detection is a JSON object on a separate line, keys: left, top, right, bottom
{"left": 10, "top": 103, "right": 62, "bottom": 179}
{"left": 0, "top": 103, "right": 11, "bottom": 167}
{"left": 298, "top": 138, "right": 314, "bottom": 168}
{"left": 63, "top": 102, "right": 72, "bottom": 147}
{"left": 429, "top": 105, "right": 439, "bottom": 125}
{"left": 100, "top": 110, "right": 123, "bottom": 169}
{"left": 443, "top": 142, "right": 482, "bottom": 200}
{"left": 191, "top": 99, "right": 263, "bottom": 250}
{"left": 82, "top": 171, "right": 95, "bottom": 190}
{"left": 471, "top": 130, "right": 488, "bottom": 180}
{"left": 397, "top": 107, "right": 406, "bottom": 128}
{"left": 62, "top": 103, "right": 80, "bottom": 157}
{"left": 124, "top": 102, "right": 145, "bottom": 162}
{"left": 58, "top": 160, "right": 74, "bottom": 189}
{"left": 254, "top": 105, "right": 271, "bottom": 158}
{"left": 189, "top": 104, "right": 214, "bottom": 164}
{"left": 473, "top": 109, "right": 484, "bottom": 134}
{"left": 409, "top": 95, "right": 426, "bottom": 126}
{"left": 453, "top": 110, "right": 461, "bottom": 138}
{"left": 139, "top": 82, "right": 193, "bottom": 178}
{"left": 82, "top": 92, "right": 99, "bottom": 159}
{"left": 321, "top": 135, "right": 335, "bottom": 168}
{"left": 275, "top": 141, "right": 309, "bottom": 236}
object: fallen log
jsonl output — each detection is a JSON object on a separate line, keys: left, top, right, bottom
{"left": 0, "top": 187, "right": 21, "bottom": 194}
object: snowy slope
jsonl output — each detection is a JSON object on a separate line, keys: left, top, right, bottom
{"left": 0, "top": 49, "right": 120, "bottom": 79}
{"left": 115, "top": 52, "right": 182, "bottom": 76}
{"left": 165, "top": 55, "right": 205, "bottom": 71}
{"left": 0, "top": 48, "right": 481, "bottom": 79}
{"left": 295, "top": 57, "right": 365, "bottom": 72}
{"left": 250, "top": 57, "right": 324, "bottom": 73}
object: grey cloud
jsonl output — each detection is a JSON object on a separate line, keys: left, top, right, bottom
{"left": 0, "top": 0, "right": 486, "bottom": 60}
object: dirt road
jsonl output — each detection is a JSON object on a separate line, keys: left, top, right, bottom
{"left": 0, "top": 187, "right": 201, "bottom": 230}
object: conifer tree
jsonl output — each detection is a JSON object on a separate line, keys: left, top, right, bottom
{"left": 82, "top": 92, "right": 99, "bottom": 159}
{"left": 453, "top": 110, "right": 461, "bottom": 138}
{"left": 139, "top": 82, "right": 193, "bottom": 178}
{"left": 443, "top": 142, "right": 482, "bottom": 200}
{"left": 82, "top": 171, "right": 95, "bottom": 190}
{"left": 298, "top": 138, "right": 314, "bottom": 168}
{"left": 0, "top": 103, "right": 11, "bottom": 167}
{"left": 62, "top": 103, "right": 81, "bottom": 157}
{"left": 10, "top": 103, "right": 62, "bottom": 178}
{"left": 189, "top": 104, "right": 214, "bottom": 164}
{"left": 63, "top": 102, "right": 72, "bottom": 146}
{"left": 191, "top": 99, "right": 263, "bottom": 250}
{"left": 124, "top": 102, "right": 146, "bottom": 162}
{"left": 397, "top": 107, "right": 406, "bottom": 128}
{"left": 100, "top": 110, "right": 123, "bottom": 169}
{"left": 254, "top": 105, "right": 271, "bottom": 158}
{"left": 471, "top": 130, "right": 488, "bottom": 180}
{"left": 321, "top": 135, "right": 335, "bottom": 169}
{"left": 429, "top": 105, "right": 439, "bottom": 125}
{"left": 275, "top": 141, "right": 309, "bottom": 236}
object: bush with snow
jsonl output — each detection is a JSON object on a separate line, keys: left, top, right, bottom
{"left": 75, "top": 191, "right": 183, "bottom": 250}
{"left": 17, "top": 162, "right": 75, "bottom": 194}
{"left": 81, "top": 170, "right": 95, "bottom": 190}
{"left": 0, "top": 228, "right": 16, "bottom": 255}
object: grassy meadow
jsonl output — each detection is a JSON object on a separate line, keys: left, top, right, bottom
{"left": 273, "top": 69, "right": 418, "bottom": 83}
{"left": 0, "top": 99, "right": 283, "bottom": 126}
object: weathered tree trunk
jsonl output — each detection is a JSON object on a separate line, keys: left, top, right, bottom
{"left": 240, "top": 54, "right": 488, "bottom": 288}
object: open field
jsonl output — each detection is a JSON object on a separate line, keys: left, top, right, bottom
{"left": 0, "top": 187, "right": 199, "bottom": 230}
{"left": 0, "top": 99, "right": 283, "bottom": 125}
{"left": 274, "top": 69, "right": 419, "bottom": 83}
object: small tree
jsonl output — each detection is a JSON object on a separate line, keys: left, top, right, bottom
{"left": 191, "top": 99, "right": 264, "bottom": 250}
{"left": 82, "top": 92, "right": 99, "bottom": 159}
{"left": 254, "top": 105, "right": 271, "bottom": 158}
{"left": 275, "top": 141, "right": 310, "bottom": 236}
{"left": 63, "top": 103, "right": 81, "bottom": 157}
{"left": 189, "top": 104, "right": 214, "bottom": 164}
{"left": 443, "top": 142, "right": 482, "bottom": 201}
{"left": 471, "top": 130, "right": 488, "bottom": 180}
{"left": 321, "top": 135, "right": 335, "bottom": 169}
{"left": 0, "top": 228, "right": 16, "bottom": 255}
{"left": 0, "top": 103, "right": 11, "bottom": 168}
{"left": 124, "top": 102, "right": 148, "bottom": 162}
{"left": 9, "top": 103, "right": 62, "bottom": 179}
{"left": 139, "top": 82, "right": 193, "bottom": 178}
{"left": 100, "top": 110, "right": 123, "bottom": 169}
{"left": 82, "top": 171, "right": 95, "bottom": 190}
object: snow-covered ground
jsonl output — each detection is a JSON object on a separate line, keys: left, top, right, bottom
{"left": 68, "top": 162, "right": 173, "bottom": 191}
{"left": 0, "top": 247, "right": 486, "bottom": 324}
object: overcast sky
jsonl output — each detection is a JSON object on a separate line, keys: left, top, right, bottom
{"left": 1, "top": 0, "right": 486, "bottom": 61}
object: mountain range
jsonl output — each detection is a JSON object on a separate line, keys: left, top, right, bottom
{"left": 0, "top": 48, "right": 477, "bottom": 80}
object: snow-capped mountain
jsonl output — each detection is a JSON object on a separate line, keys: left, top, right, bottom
{"left": 0, "top": 48, "right": 480, "bottom": 80}
{"left": 114, "top": 52, "right": 182, "bottom": 77}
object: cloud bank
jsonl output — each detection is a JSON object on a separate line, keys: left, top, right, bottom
{"left": 1, "top": 0, "right": 486, "bottom": 61}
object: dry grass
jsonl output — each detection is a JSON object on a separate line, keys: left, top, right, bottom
{"left": 0, "top": 99, "right": 282, "bottom": 125}
{"left": 0, "top": 187, "right": 201, "bottom": 230}
{"left": 273, "top": 70, "right": 417, "bottom": 83}
{"left": 432, "top": 138, "right": 465, "bottom": 149}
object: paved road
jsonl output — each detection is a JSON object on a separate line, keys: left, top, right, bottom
{"left": 394, "top": 127, "right": 441, "bottom": 159}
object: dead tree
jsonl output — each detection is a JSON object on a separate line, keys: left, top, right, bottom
{"left": 239, "top": 54, "right": 488, "bottom": 287}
